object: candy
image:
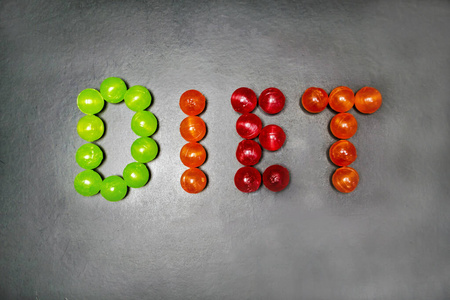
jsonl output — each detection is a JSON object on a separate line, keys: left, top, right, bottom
{"left": 77, "top": 88, "right": 104, "bottom": 114}
{"left": 75, "top": 143, "right": 103, "bottom": 169}
{"left": 231, "top": 87, "right": 257, "bottom": 114}
{"left": 330, "top": 113, "right": 358, "bottom": 139}
{"left": 259, "top": 87, "right": 285, "bottom": 114}
{"left": 259, "top": 124, "right": 286, "bottom": 151}
{"left": 234, "top": 166, "right": 261, "bottom": 193}
{"left": 301, "top": 87, "right": 329, "bottom": 113}
{"left": 236, "top": 113, "right": 263, "bottom": 139}
{"left": 74, "top": 170, "right": 102, "bottom": 196}
{"left": 100, "top": 77, "right": 127, "bottom": 103}
{"left": 329, "top": 140, "right": 357, "bottom": 166}
{"left": 131, "top": 111, "right": 158, "bottom": 137}
{"left": 332, "top": 167, "right": 359, "bottom": 193}
{"left": 179, "top": 90, "right": 206, "bottom": 116}
{"left": 355, "top": 87, "right": 382, "bottom": 114}
{"left": 263, "top": 164, "right": 290, "bottom": 192}
{"left": 100, "top": 175, "right": 128, "bottom": 201}
{"left": 180, "top": 142, "right": 207, "bottom": 168}
{"left": 77, "top": 115, "right": 104, "bottom": 142}
{"left": 329, "top": 86, "right": 355, "bottom": 113}
{"left": 236, "top": 140, "right": 262, "bottom": 166}
{"left": 180, "top": 168, "right": 207, "bottom": 193}
{"left": 180, "top": 116, "right": 207, "bottom": 142}
{"left": 131, "top": 137, "right": 159, "bottom": 163}
{"left": 123, "top": 162, "right": 150, "bottom": 188}
{"left": 124, "top": 85, "right": 152, "bottom": 111}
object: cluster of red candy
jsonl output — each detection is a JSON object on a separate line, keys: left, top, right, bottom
{"left": 231, "top": 87, "right": 290, "bottom": 193}
{"left": 302, "top": 86, "right": 382, "bottom": 193}
{"left": 179, "top": 90, "right": 208, "bottom": 193}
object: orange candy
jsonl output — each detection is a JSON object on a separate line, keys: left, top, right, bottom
{"left": 330, "top": 113, "right": 358, "bottom": 139}
{"left": 179, "top": 90, "right": 206, "bottom": 116}
{"left": 329, "top": 140, "right": 357, "bottom": 166}
{"left": 355, "top": 87, "right": 382, "bottom": 114}
{"left": 332, "top": 167, "right": 359, "bottom": 193}
{"left": 329, "top": 86, "right": 355, "bottom": 112}
{"left": 180, "top": 168, "right": 207, "bottom": 194}
{"left": 301, "top": 87, "right": 329, "bottom": 113}
{"left": 180, "top": 116, "right": 206, "bottom": 142}
{"left": 180, "top": 142, "right": 207, "bottom": 168}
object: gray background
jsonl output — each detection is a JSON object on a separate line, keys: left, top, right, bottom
{"left": 1, "top": 0, "right": 449, "bottom": 299}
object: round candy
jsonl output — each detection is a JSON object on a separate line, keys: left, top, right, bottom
{"left": 263, "top": 165, "right": 290, "bottom": 192}
{"left": 180, "top": 142, "right": 207, "bottom": 168}
{"left": 131, "top": 111, "right": 158, "bottom": 137}
{"left": 301, "top": 87, "right": 329, "bottom": 113}
{"left": 259, "top": 87, "right": 285, "bottom": 114}
{"left": 180, "top": 168, "right": 207, "bottom": 194}
{"left": 236, "top": 113, "right": 262, "bottom": 139}
{"left": 234, "top": 167, "right": 261, "bottom": 193}
{"left": 332, "top": 167, "right": 359, "bottom": 193}
{"left": 179, "top": 90, "right": 206, "bottom": 116}
{"left": 131, "top": 137, "right": 158, "bottom": 163}
{"left": 236, "top": 140, "right": 262, "bottom": 166}
{"left": 330, "top": 113, "right": 358, "bottom": 139}
{"left": 329, "top": 86, "right": 355, "bottom": 113}
{"left": 231, "top": 87, "right": 258, "bottom": 114}
{"left": 77, "top": 88, "right": 104, "bottom": 114}
{"left": 101, "top": 175, "right": 127, "bottom": 201}
{"left": 259, "top": 124, "right": 286, "bottom": 151}
{"left": 77, "top": 115, "right": 105, "bottom": 142}
{"left": 74, "top": 170, "right": 102, "bottom": 196}
{"left": 124, "top": 85, "right": 152, "bottom": 111}
{"left": 100, "top": 77, "right": 127, "bottom": 103}
{"left": 180, "top": 116, "right": 206, "bottom": 142}
{"left": 355, "top": 87, "right": 382, "bottom": 114}
{"left": 75, "top": 143, "right": 103, "bottom": 169}
{"left": 123, "top": 162, "right": 150, "bottom": 188}
{"left": 329, "top": 140, "right": 357, "bottom": 167}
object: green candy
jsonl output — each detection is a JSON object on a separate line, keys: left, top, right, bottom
{"left": 74, "top": 170, "right": 102, "bottom": 196}
{"left": 131, "top": 137, "right": 158, "bottom": 163}
{"left": 77, "top": 89, "right": 104, "bottom": 114}
{"left": 76, "top": 143, "right": 103, "bottom": 169}
{"left": 123, "top": 162, "right": 150, "bottom": 188}
{"left": 131, "top": 111, "right": 158, "bottom": 136}
{"left": 100, "top": 77, "right": 127, "bottom": 103}
{"left": 124, "top": 85, "right": 152, "bottom": 111}
{"left": 101, "top": 176, "right": 128, "bottom": 202}
{"left": 77, "top": 115, "right": 104, "bottom": 142}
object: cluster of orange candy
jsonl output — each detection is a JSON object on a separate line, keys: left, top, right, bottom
{"left": 302, "top": 86, "right": 382, "bottom": 193}
{"left": 179, "top": 90, "right": 208, "bottom": 193}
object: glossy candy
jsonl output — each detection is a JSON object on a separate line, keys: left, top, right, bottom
{"left": 131, "top": 137, "right": 159, "bottom": 163}
{"left": 259, "top": 87, "right": 285, "bottom": 114}
{"left": 123, "top": 162, "right": 150, "bottom": 188}
{"left": 179, "top": 90, "right": 206, "bottom": 116}
{"left": 329, "top": 140, "right": 357, "bottom": 166}
{"left": 301, "top": 87, "right": 329, "bottom": 113}
{"left": 74, "top": 170, "right": 102, "bottom": 196}
{"left": 329, "top": 86, "right": 355, "bottom": 113}
{"left": 124, "top": 85, "right": 152, "bottom": 111}
{"left": 236, "top": 113, "right": 262, "bottom": 139}
{"left": 100, "top": 175, "right": 127, "bottom": 201}
{"left": 75, "top": 143, "right": 103, "bottom": 169}
{"left": 131, "top": 111, "right": 158, "bottom": 137}
{"left": 77, "top": 89, "right": 104, "bottom": 114}
{"left": 355, "top": 87, "right": 382, "bottom": 114}
{"left": 180, "top": 142, "right": 207, "bottom": 168}
{"left": 77, "top": 115, "right": 104, "bottom": 142}
{"left": 332, "top": 167, "right": 359, "bottom": 193}
{"left": 259, "top": 124, "right": 286, "bottom": 151}
{"left": 234, "top": 166, "right": 261, "bottom": 193}
{"left": 180, "top": 168, "right": 207, "bottom": 194}
{"left": 231, "top": 87, "right": 258, "bottom": 114}
{"left": 180, "top": 116, "right": 206, "bottom": 142}
{"left": 263, "top": 165, "right": 290, "bottom": 192}
{"left": 100, "top": 77, "right": 127, "bottom": 103}
{"left": 330, "top": 113, "right": 358, "bottom": 139}
{"left": 236, "top": 140, "right": 262, "bottom": 166}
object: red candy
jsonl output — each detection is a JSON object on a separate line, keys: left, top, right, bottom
{"left": 330, "top": 113, "right": 358, "bottom": 139}
{"left": 231, "top": 87, "right": 258, "bottom": 114}
{"left": 259, "top": 124, "right": 286, "bottom": 151}
{"left": 263, "top": 165, "right": 290, "bottom": 192}
{"left": 236, "top": 140, "right": 262, "bottom": 166}
{"left": 301, "top": 87, "right": 329, "bottom": 113}
{"left": 236, "top": 113, "right": 263, "bottom": 139}
{"left": 179, "top": 90, "right": 206, "bottom": 116}
{"left": 259, "top": 87, "right": 285, "bottom": 114}
{"left": 332, "top": 167, "right": 359, "bottom": 193}
{"left": 329, "top": 140, "right": 357, "bottom": 166}
{"left": 234, "top": 166, "right": 262, "bottom": 193}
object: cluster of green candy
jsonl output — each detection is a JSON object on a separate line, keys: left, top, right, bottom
{"left": 74, "top": 77, "right": 158, "bottom": 201}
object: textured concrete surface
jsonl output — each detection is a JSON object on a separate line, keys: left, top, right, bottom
{"left": 1, "top": 0, "right": 450, "bottom": 299}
